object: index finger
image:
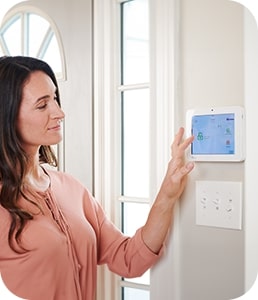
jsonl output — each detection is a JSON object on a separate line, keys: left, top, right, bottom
{"left": 172, "top": 127, "right": 194, "bottom": 157}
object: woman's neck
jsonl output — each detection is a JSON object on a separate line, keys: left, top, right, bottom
{"left": 25, "top": 157, "right": 50, "bottom": 192}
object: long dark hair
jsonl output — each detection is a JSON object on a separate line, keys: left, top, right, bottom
{"left": 0, "top": 56, "right": 61, "bottom": 252}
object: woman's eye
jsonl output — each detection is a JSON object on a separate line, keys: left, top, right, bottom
{"left": 37, "top": 102, "right": 47, "bottom": 110}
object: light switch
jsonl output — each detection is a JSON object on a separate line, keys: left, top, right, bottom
{"left": 196, "top": 181, "right": 242, "bottom": 230}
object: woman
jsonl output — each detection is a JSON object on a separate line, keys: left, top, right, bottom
{"left": 0, "top": 56, "right": 194, "bottom": 300}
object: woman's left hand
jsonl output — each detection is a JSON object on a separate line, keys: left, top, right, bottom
{"left": 159, "top": 127, "right": 194, "bottom": 203}
{"left": 142, "top": 127, "right": 194, "bottom": 253}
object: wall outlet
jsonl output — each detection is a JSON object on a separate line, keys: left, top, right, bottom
{"left": 196, "top": 181, "right": 243, "bottom": 230}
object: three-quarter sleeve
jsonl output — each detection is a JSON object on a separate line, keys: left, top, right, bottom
{"left": 84, "top": 193, "right": 164, "bottom": 278}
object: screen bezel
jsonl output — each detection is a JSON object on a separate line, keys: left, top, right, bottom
{"left": 186, "top": 106, "right": 245, "bottom": 162}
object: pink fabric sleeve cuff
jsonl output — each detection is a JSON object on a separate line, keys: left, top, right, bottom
{"left": 135, "top": 227, "right": 165, "bottom": 260}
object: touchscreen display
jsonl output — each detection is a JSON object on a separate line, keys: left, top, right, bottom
{"left": 191, "top": 113, "right": 235, "bottom": 155}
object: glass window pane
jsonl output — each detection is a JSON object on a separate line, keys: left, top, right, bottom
{"left": 122, "top": 89, "right": 149, "bottom": 198}
{"left": 42, "top": 34, "right": 63, "bottom": 78}
{"left": 122, "top": 202, "right": 150, "bottom": 285}
{"left": 121, "top": 0, "right": 149, "bottom": 84}
{"left": 122, "top": 202, "right": 149, "bottom": 236}
{"left": 28, "top": 13, "right": 50, "bottom": 56}
{"left": 122, "top": 287, "right": 149, "bottom": 300}
{"left": 2, "top": 15, "right": 21, "bottom": 55}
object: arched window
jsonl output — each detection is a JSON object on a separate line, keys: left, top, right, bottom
{"left": 0, "top": 5, "right": 66, "bottom": 80}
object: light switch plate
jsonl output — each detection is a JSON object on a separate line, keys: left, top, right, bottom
{"left": 196, "top": 181, "right": 242, "bottom": 230}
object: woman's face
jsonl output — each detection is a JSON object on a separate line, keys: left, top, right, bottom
{"left": 17, "top": 71, "right": 65, "bottom": 153}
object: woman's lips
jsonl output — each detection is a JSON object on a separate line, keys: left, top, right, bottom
{"left": 48, "top": 125, "right": 61, "bottom": 131}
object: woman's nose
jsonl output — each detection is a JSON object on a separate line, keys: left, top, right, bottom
{"left": 51, "top": 101, "right": 65, "bottom": 120}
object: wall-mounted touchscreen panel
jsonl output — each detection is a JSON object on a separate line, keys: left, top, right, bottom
{"left": 186, "top": 106, "right": 245, "bottom": 162}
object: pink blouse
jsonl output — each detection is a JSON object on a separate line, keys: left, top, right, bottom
{"left": 0, "top": 170, "right": 162, "bottom": 300}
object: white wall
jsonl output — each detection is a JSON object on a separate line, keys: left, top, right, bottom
{"left": 243, "top": 6, "right": 258, "bottom": 291}
{"left": 181, "top": 1, "right": 245, "bottom": 299}
{"left": 151, "top": 1, "right": 258, "bottom": 300}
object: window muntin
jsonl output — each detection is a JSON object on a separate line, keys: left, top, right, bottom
{"left": 1, "top": 15, "right": 21, "bottom": 55}
{"left": 28, "top": 13, "right": 50, "bottom": 56}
